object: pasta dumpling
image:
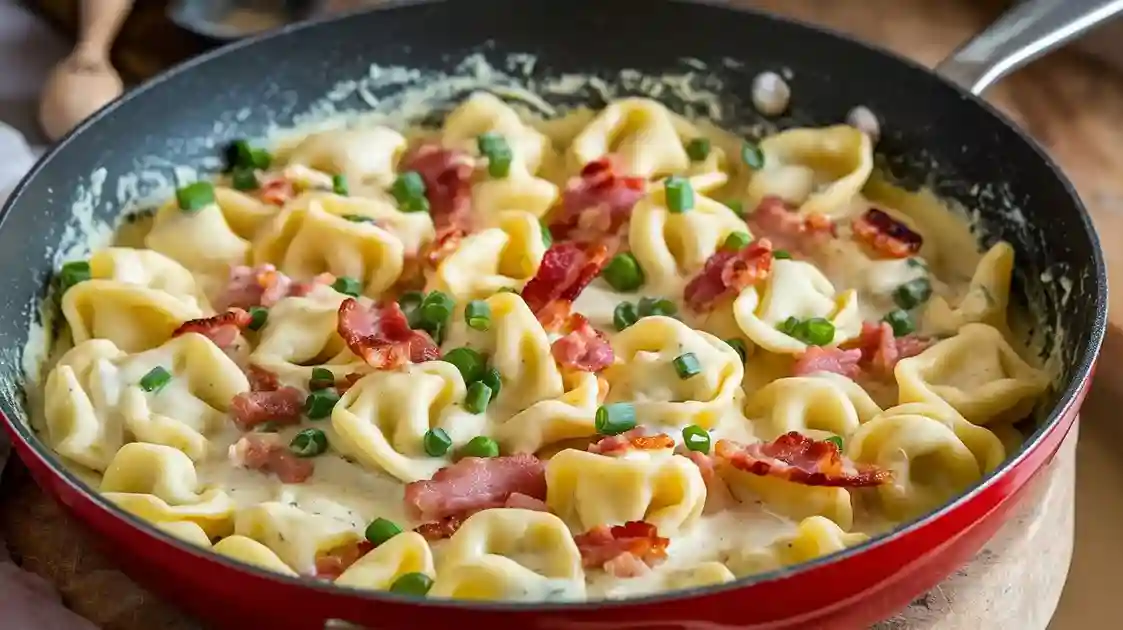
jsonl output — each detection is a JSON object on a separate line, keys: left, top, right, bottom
{"left": 718, "top": 454, "right": 853, "bottom": 529}
{"left": 923, "top": 242, "right": 1014, "bottom": 333}
{"left": 212, "top": 535, "right": 299, "bottom": 576}
{"left": 431, "top": 508, "right": 585, "bottom": 601}
{"left": 234, "top": 501, "right": 361, "bottom": 575}
{"left": 88, "top": 247, "right": 211, "bottom": 309}
{"left": 604, "top": 316, "right": 744, "bottom": 429}
{"left": 145, "top": 186, "right": 274, "bottom": 275}
{"left": 745, "top": 125, "right": 872, "bottom": 219}
{"left": 732, "top": 258, "right": 862, "bottom": 355}
{"left": 895, "top": 323, "right": 1050, "bottom": 426}
{"left": 426, "top": 210, "right": 548, "bottom": 301}
{"left": 744, "top": 372, "right": 882, "bottom": 441}
{"left": 335, "top": 531, "right": 435, "bottom": 590}
{"left": 286, "top": 126, "right": 407, "bottom": 188}
{"left": 727, "top": 516, "right": 868, "bottom": 576}
{"left": 101, "top": 442, "right": 235, "bottom": 537}
{"left": 494, "top": 371, "right": 605, "bottom": 455}
{"left": 546, "top": 448, "right": 706, "bottom": 536}
{"left": 331, "top": 361, "right": 481, "bottom": 482}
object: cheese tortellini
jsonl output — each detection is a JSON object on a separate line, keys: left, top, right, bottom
{"left": 145, "top": 186, "right": 274, "bottom": 275}
{"left": 427, "top": 210, "right": 548, "bottom": 301}
{"left": 285, "top": 125, "right": 408, "bottom": 188}
{"left": 744, "top": 372, "right": 882, "bottom": 440}
{"left": 234, "top": 501, "right": 361, "bottom": 575}
{"left": 336, "top": 531, "right": 435, "bottom": 591}
{"left": 727, "top": 516, "right": 869, "bottom": 576}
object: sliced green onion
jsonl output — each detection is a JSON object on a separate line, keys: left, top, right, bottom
{"left": 480, "top": 368, "right": 502, "bottom": 398}
{"left": 595, "top": 403, "right": 637, "bottom": 436}
{"left": 389, "top": 572, "right": 433, "bottom": 596}
{"left": 398, "top": 290, "right": 425, "bottom": 313}
{"left": 672, "top": 352, "right": 702, "bottom": 379}
{"left": 725, "top": 200, "right": 744, "bottom": 217}
{"left": 423, "top": 428, "right": 453, "bottom": 457}
{"left": 893, "top": 278, "right": 932, "bottom": 310}
{"left": 741, "top": 142, "right": 765, "bottom": 170}
{"left": 686, "top": 137, "right": 711, "bottom": 162}
{"left": 464, "top": 381, "right": 494, "bottom": 415}
{"left": 613, "top": 301, "right": 639, "bottom": 331}
{"left": 256, "top": 421, "right": 280, "bottom": 433}
{"left": 419, "top": 291, "right": 454, "bottom": 329}
{"left": 289, "top": 428, "right": 328, "bottom": 457}
{"left": 461, "top": 435, "right": 499, "bottom": 458}
{"left": 331, "top": 174, "right": 350, "bottom": 196}
{"left": 465, "top": 300, "right": 491, "bottom": 331}
{"left": 176, "top": 181, "right": 215, "bottom": 213}
{"left": 883, "top": 309, "right": 916, "bottom": 337}
{"left": 391, "top": 171, "right": 429, "bottom": 213}
{"left": 637, "top": 296, "right": 677, "bottom": 318}
{"left": 231, "top": 168, "right": 258, "bottom": 191}
{"left": 601, "top": 252, "right": 645, "bottom": 292}
{"left": 777, "top": 316, "right": 801, "bottom": 336}
{"left": 773, "top": 249, "right": 792, "bottom": 260}
{"left": 342, "top": 214, "right": 376, "bottom": 224}
{"left": 800, "top": 317, "right": 836, "bottom": 346}
{"left": 540, "top": 221, "right": 553, "bottom": 247}
{"left": 664, "top": 176, "right": 694, "bottom": 213}
{"left": 304, "top": 388, "right": 340, "bottom": 420}
{"left": 477, "top": 132, "right": 507, "bottom": 157}
{"left": 364, "top": 517, "right": 403, "bottom": 547}
{"left": 825, "top": 435, "right": 844, "bottom": 451}
{"left": 139, "top": 366, "right": 172, "bottom": 393}
{"left": 682, "top": 424, "right": 711, "bottom": 454}
{"left": 309, "top": 366, "right": 335, "bottom": 391}
{"left": 227, "top": 140, "right": 272, "bottom": 171}
{"left": 723, "top": 231, "right": 752, "bottom": 252}
{"left": 906, "top": 258, "right": 928, "bottom": 270}
{"left": 331, "top": 276, "right": 362, "bottom": 298}
{"left": 443, "top": 347, "right": 486, "bottom": 385}
{"left": 247, "top": 306, "right": 268, "bottom": 332}
{"left": 58, "top": 260, "right": 91, "bottom": 293}
{"left": 725, "top": 338, "right": 748, "bottom": 363}
{"left": 486, "top": 147, "right": 512, "bottom": 178}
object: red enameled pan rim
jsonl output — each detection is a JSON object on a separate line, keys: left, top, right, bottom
{"left": 0, "top": 0, "right": 1108, "bottom": 613}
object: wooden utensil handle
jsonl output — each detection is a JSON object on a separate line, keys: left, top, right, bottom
{"left": 74, "top": 0, "right": 134, "bottom": 61}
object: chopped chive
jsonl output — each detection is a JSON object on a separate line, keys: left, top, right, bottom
{"left": 247, "top": 306, "right": 268, "bottom": 331}
{"left": 443, "top": 347, "right": 486, "bottom": 385}
{"left": 419, "top": 291, "right": 454, "bottom": 329}
{"left": 595, "top": 403, "right": 637, "bottom": 436}
{"left": 423, "top": 428, "right": 453, "bottom": 457}
{"left": 637, "top": 296, "right": 677, "bottom": 318}
{"left": 685, "top": 137, "right": 711, "bottom": 162}
{"left": 139, "top": 366, "right": 172, "bottom": 393}
{"left": 773, "top": 249, "right": 792, "bottom": 260}
{"left": 304, "top": 388, "right": 340, "bottom": 420}
{"left": 464, "top": 382, "right": 494, "bottom": 415}
{"left": 289, "top": 428, "right": 328, "bottom": 457}
{"left": 723, "top": 231, "right": 752, "bottom": 252}
{"left": 540, "top": 221, "right": 553, "bottom": 247}
{"left": 465, "top": 300, "right": 491, "bottom": 331}
{"left": 461, "top": 435, "right": 499, "bottom": 458}
{"left": 682, "top": 424, "right": 711, "bottom": 454}
{"left": 725, "top": 199, "right": 744, "bottom": 217}
{"left": 741, "top": 141, "right": 765, "bottom": 170}
{"left": 725, "top": 338, "right": 748, "bottom": 363}
{"left": 391, "top": 171, "right": 429, "bottom": 213}
{"left": 331, "top": 276, "right": 362, "bottom": 298}
{"left": 883, "top": 309, "right": 916, "bottom": 337}
{"left": 342, "top": 214, "right": 376, "bottom": 224}
{"left": 601, "top": 252, "right": 645, "bottom": 292}
{"left": 58, "top": 260, "right": 91, "bottom": 293}
{"left": 480, "top": 368, "right": 502, "bottom": 398}
{"left": 332, "top": 174, "right": 349, "bottom": 196}
{"left": 389, "top": 572, "right": 433, "bottom": 596}
{"left": 309, "top": 367, "right": 335, "bottom": 391}
{"left": 893, "top": 278, "right": 932, "bottom": 310}
{"left": 613, "top": 301, "right": 639, "bottom": 331}
{"left": 231, "top": 168, "right": 258, "bottom": 191}
{"left": 825, "top": 435, "right": 844, "bottom": 451}
{"left": 800, "top": 317, "right": 835, "bottom": 346}
{"left": 672, "top": 352, "right": 702, "bottom": 379}
{"left": 176, "top": 181, "right": 215, "bottom": 213}
{"left": 664, "top": 176, "right": 694, "bottom": 213}
{"left": 364, "top": 517, "right": 403, "bottom": 547}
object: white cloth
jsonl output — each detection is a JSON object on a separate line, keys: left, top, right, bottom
{"left": 1, "top": 1, "right": 100, "bottom": 627}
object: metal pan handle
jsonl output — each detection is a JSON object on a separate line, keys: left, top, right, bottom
{"left": 935, "top": 0, "right": 1123, "bottom": 95}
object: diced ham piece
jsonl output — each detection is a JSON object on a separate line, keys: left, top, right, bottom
{"left": 794, "top": 322, "right": 932, "bottom": 380}
{"left": 744, "top": 196, "right": 836, "bottom": 256}
{"left": 851, "top": 208, "right": 922, "bottom": 259}
{"left": 258, "top": 176, "right": 296, "bottom": 206}
{"left": 573, "top": 521, "right": 670, "bottom": 576}
{"left": 230, "top": 433, "right": 314, "bottom": 484}
{"left": 336, "top": 298, "right": 440, "bottom": 370}
{"left": 714, "top": 433, "right": 890, "bottom": 487}
{"left": 589, "top": 428, "right": 675, "bottom": 456}
{"left": 400, "top": 143, "right": 475, "bottom": 233}
{"left": 551, "top": 313, "right": 615, "bottom": 372}
{"left": 230, "top": 386, "right": 305, "bottom": 431}
{"left": 792, "top": 346, "right": 863, "bottom": 380}
{"left": 521, "top": 242, "right": 610, "bottom": 327}
{"left": 549, "top": 156, "right": 647, "bottom": 244}
{"left": 403, "top": 453, "right": 547, "bottom": 522}
{"left": 245, "top": 364, "right": 281, "bottom": 392}
{"left": 337, "top": 372, "right": 365, "bottom": 394}
{"left": 685, "top": 451, "right": 738, "bottom": 514}
{"left": 503, "top": 492, "right": 551, "bottom": 512}
{"left": 217, "top": 264, "right": 311, "bottom": 311}
{"left": 172, "top": 308, "right": 252, "bottom": 349}
{"left": 683, "top": 238, "right": 774, "bottom": 313}
{"left": 314, "top": 540, "right": 374, "bottom": 580}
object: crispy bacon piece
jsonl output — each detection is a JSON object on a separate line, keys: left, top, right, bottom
{"left": 792, "top": 346, "right": 863, "bottom": 380}
{"left": 230, "top": 433, "right": 314, "bottom": 483}
{"left": 337, "top": 298, "right": 440, "bottom": 370}
{"left": 217, "top": 264, "right": 308, "bottom": 310}
{"left": 403, "top": 453, "right": 547, "bottom": 522}
{"left": 685, "top": 451, "right": 738, "bottom": 514}
{"left": 258, "top": 177, "right": 296, "bottom": 206}
{"left": 715, "top": 434, "right": 890, "bottom": 487}
{"left": 744, "top": 196, "right": 836, "bottom": 256}
{"left": 230, "top": 386, "right": 305, "bottom": 431}
{"left": 414, "top": 514, "right": 465, "bottom": 542}
{"left": 683, "top": 238, "right": 774, "bottom": 312}
{"left": 173, "top": 308, "right": 252, "bottom": 349}
{"left": 549, "top": 156, "right": 647, "bottom": 244}
{"left": 503, "top": 491, "right": 551, "bottom": 512}
{"left": 420, "top": 225, "right": 467, "bottom": 268}
{"left": 573, "top": 521, "right": 670, "bottom": 576}
{"left": 401, "top": 143, "right": 475, "bottom": 233}
{"left": 246, "top": 364, "right": 281, "bottom": 392}
{"left": 589, "top": 428, "right": 675, "bottom": 456}
{"left": 851, "top": 208, "right": 922, "bottom": 259}
{"left": 850, "top": 321, "right": 932, "bottom": 375}
{"left": 314, "top": 540, "right": 374, "bottom": 580}
{"left": 551, "top": 313, "right": 615, "bottom": 372}
{"left": 337, "top": 372, "right": 365, "bottom": 394}
{"left": 521, "top": 242, "right": 610, "bottom": 323}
